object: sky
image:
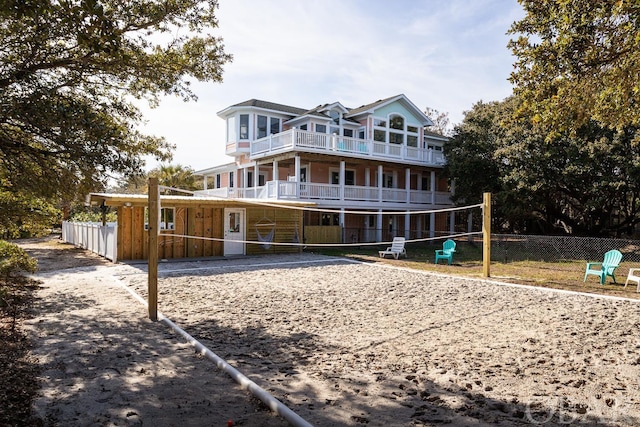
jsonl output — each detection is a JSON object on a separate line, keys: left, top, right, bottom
{"left": 139, "top": 0, "right": 526, "bottom": 172}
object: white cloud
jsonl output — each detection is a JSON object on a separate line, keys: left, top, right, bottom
{"left": 138, "top": 0, "right": 525, "bottom": 171}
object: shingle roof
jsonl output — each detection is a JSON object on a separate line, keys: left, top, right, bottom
{"left": 346, "top": 95, "right": 401, "bottom": 116}
{"left": 229, "top": 99, "right": 308, "bottom": 116}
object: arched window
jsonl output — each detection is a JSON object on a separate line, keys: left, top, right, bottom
{"left": 389, "top": 115, "right": 404, "bottom": 130}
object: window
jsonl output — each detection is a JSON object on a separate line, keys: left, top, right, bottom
{"left": 358, "top": 128, "right": 365, "bottom": 139}
{"left": 229, "top": 171, "right": 234, "bottom": 188}
{"left": 216, "top": 174, "right": 221, "bottom": 188}
{"left": 331, "top": 170, "right": 355, "bottom": 185}
{"left": 389, "top": 132, "right": 403, "bottom": 144}
{"left": 239, "top": 114, "right": 249, "bottom": 139}
{"left": 381, "top": 173, "right": 393, "bottom": 188}
{"left": 374, "top": 118, "right": 387, "bottom": 127}
{"left": 343, "top": 128, "right": 353, "bottom": 137}
{"left": 270, "top": 117, "right": 280, "bottom": 135}
{"left": 390, "top": 115, "right": 404, "bottom": 130}
{"left": 374, "top": 129, "right": 386, "bottom": 142}
{"left": 257, "top": 115, "right": 268, "bottom": 138}
{"left": 228, "top": 212, "right": 240, "bottom": 232}
{"left": 161, "top": 208, "right": 175, "bottom": 230}
{"left": 316, "top": 124, "right": 327, "bottom": 133}
{"left": 144, "top": 207, "right": 175, "bottom": 230}
{"left": 248, "top": 171, "right": 266, "bottom": 187}
{"left": 300, "top": 124, "right": 308, "bottom": 131}
{"left": 407, "top": 135, "right": 418, "bottom": 147}
{"left": 330, "top": 110, "right": 340, "bottom": 125}
{"left": 322, "top": 213, "right": 339, "bottom": 225}
{"left": 421, "top": 176, "right": 431, "bottom": 190}
{"left": 407, "top": 125, "right": 418, "bottom": 133}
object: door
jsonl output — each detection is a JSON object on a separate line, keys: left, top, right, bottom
{"left": 224, "top": 208, "right": 245, "bottom": 256}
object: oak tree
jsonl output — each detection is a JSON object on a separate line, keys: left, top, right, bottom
{"left": 0, "top": 0, "right": 232, "bottom": 236}
{"left": 509, "top": 0, "right": 640, "bottom": 136}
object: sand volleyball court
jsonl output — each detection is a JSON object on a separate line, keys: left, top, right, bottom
{"left": 115, "top": 254, "right": 640, "bottom": 426}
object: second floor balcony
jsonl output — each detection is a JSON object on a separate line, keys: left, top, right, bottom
{"left": 195, "top": 180, "right": 452, "bottom": 207}
{"left": 249, "top": 128, "right": 446, "bottom": 166}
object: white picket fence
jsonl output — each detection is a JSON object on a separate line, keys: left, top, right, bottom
{"left": 61, "top": 221, "right": 118, "bottom": 262}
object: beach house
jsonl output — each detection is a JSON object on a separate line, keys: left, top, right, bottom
{"left": 194, "top": 94, "right": 455, "bottom": 245}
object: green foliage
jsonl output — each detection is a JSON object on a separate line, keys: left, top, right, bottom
{"left": 446, "top": 97, "right": 640, "bottom": 236}
{"left": 0, "top": 188, "right": 61, "bottom": 239}
{"left": 111, "top": 164, "right": 202, "bottom": 194}
{"left": 149, "top": 164, "right": 201, "bottom": 194}
{"left": 0, "top": 241, "right": 37, "bottom": 278}
{"left": 509, "top": 0, "right": 640, "bottom": 136}
{"left": 0, "top": 0, "right": 231, "bottom": 232}
{"left": 69, "top": 209, "right": 117, "bottom": 223}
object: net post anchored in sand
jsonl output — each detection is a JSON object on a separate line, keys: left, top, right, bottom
{"left": 148, "top": 177, "right": 159, "bottom": 321}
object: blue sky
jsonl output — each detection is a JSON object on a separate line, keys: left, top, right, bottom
{"left": 139, "top": 0, "right": 525, "bottom": 172}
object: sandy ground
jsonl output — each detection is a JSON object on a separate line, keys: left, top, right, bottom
{"left": 19, "top": 239, "right": 640, "bottom": 426}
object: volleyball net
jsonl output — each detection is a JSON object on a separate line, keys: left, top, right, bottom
{"left": 153, "top": 184, "right": 485, "bottom": 249}
{"left": 145, "top": 178, "right": 492, "bottom": 318}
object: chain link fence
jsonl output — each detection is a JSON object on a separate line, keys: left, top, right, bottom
{"left": 479, "top": 234, "right": 640, "bottom": 264}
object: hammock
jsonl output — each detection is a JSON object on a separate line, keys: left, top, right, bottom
{"left": 255, "top": 217, "right": 275, "bottom": 250}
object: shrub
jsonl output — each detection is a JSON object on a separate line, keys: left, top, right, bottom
{"left": 0, "top": 241, "right": 37, "bottom": 278}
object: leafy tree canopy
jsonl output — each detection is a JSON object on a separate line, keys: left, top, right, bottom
{"left": 509, "top": 0, "right": 640, "bottom": 137}
{"left": 0, "top": 0, "right": 231, "bottom": 234}
{"left": 111, "top": 163, "right": 200, "bottom": 194}
{"left": 447, "top": 98, "right": 640, "bottom": 236}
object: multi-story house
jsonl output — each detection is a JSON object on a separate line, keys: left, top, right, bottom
{"left": 195, "top": 94, "right": 454, "bottom": 244}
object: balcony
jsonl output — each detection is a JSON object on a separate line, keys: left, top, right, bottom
{"left": 195, "top": 181, "right": 452, "bottom": 206}
{"left": 249, "top": 129, "right": 445, "bottom": 166}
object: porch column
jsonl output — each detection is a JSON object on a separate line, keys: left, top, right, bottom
{"left": 405, "top": 211, "right": 410, "bottom": 239}
{"left": 243, "top": 167, "right": 248, "bottom": 189}
{"left": 450, "top": 212, "right": 455, "bottom": 235}
{"left": 378, "top": 165, "right": 383, "bottom": 202}
{"left": 273, "top": 160, "right": 279, "bottom": 181}
{"left": 340, "top": 208, "right": 345, "bottom": 228}
{"left": 203, "top": 175, "right": 208, "bottom": 190}
{"left": 340, "top": 160, "right": 345, "bottom": 201}
{"left": 294, "top": 155, "right": 301, "bottom": 197}
{"left": 254, "top": 163, "right": 259, "bottom": 188}
{"left": 365, "top": 167, "right": 370, "bottom": 187}
{"left": 417, "top": 215, "right": 423, "bottom": 238}
{"left": 430, "top": 171, "right": 436, "bottom": 204}
{"left": 405, "top": 168, "right": 411, "bottom": 204}
{"left": 430, "top": 212, "right": 436, "bottom": 239}
{"left": 376, "top": 209, "right": 383, "bottom": 242}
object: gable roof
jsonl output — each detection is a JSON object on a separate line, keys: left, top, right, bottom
{"left": 218, "top": 95, "right": 435, "bottom": 127}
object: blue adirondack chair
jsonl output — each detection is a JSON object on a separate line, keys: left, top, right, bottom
{"left": 435, "top": 239, "right": 456, "bottom": 265}
{"left": 583, "top": 249, "right": 623, "bottom": 285}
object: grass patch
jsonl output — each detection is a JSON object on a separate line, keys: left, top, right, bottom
{"left": 311, "top": 240, "right": 640, "bottom": 300}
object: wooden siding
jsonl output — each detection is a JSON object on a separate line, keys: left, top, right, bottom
{"left": 245, "top": 207, "right": 302, "bottom": 255}
{"left": 117, "top": 204, "right": 299, "bottom": 261}
{"left": 305, "top": 226, "right": 342, "bottom": 244}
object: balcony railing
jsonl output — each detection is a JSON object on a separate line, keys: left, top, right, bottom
{"left": 196, "top": 181, "right": 452, "bottom": 205}
{"left": 250, "top": 129, "right": 445, "bottom": 165}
